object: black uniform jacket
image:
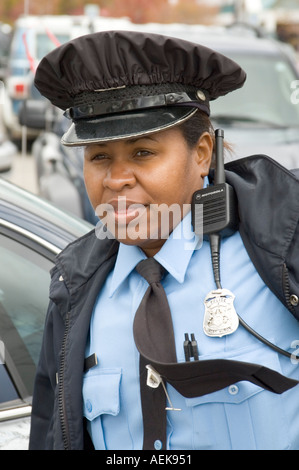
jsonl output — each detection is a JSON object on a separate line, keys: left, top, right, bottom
{"left": 29, "top": 155, "right": 299, "bottom": 450}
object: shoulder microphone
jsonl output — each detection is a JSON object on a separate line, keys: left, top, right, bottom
{"left": 191, "top": 128, "right": 238, "bottom": 239}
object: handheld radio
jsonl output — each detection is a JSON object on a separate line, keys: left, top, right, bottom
{"left": 191, "top": 129, "right": 238, "bottom": 289}
{"left": 191, "top": 128, "right": 238, "bottom": 240}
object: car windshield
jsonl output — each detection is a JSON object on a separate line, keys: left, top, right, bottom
{"left": 211, "top": 53, "right": 299, "bottom": 128}
{"left": 36, "top": 33, "right": 69, "bottom": 60}
{"left": 9, "top": 27, "right": 70, "bottom": 73}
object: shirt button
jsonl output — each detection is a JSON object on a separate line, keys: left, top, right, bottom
{"left": 228, "top": 384, "right": 239, "bottom": 395}
{"left": 154, "top": 440, "right": 163, "bottom": 450}
{"left": 86, "top": 399, "right": 93, "bottom": 413}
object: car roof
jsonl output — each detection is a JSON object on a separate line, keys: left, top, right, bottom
{"left": 129, "top": 22, "right": 296, "bottom": 60}
{"left": 197, "top": 34, "right": 293, "bottom": 57}
{"left": 152, "top": 26, "right": 299, "bottom": 76}
{"left": 0, "top": 178, "right": 93, "bottom": 251}
{"left": 165, "top": 28, "right": 293, "bottom": 55}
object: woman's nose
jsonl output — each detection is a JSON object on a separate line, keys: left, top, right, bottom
{"left": 103, "top": 161, "right": 136, "bottom": 191}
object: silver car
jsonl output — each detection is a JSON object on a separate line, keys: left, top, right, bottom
{"left": 0, "top": 178, "right": 92, "bottom": 449}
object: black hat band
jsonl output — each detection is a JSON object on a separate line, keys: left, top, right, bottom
{"left": 64, "top": 87, "right": 210, "bottom": 121}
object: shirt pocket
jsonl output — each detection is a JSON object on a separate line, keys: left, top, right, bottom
{"left": 82, "top": 368, "right": 121, "bottom": 449}
{"left": 184, "top": 342, "right": 291, "bottom": 450}
{"left": 83, "top": 368, "right": 121, "bottom": 420}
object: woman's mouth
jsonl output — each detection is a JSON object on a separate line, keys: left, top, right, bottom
{"left": 106, "top": 198, "right": 148, "bottom": 226}
{"left": 114, "top": 204, "right": 147, "bottom": 225}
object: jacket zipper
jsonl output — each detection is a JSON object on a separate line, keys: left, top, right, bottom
{"left": 282, "top": 263, "right": 295, "bottom": 314}
{"left": 58, "top": 312, "right": 71, "bottom": 450}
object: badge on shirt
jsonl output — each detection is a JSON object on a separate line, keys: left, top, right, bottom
{"left": 203, "top": 288, "right": 239, "bottom": 337}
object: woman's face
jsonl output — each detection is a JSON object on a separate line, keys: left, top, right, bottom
{"left": 84, "top": 126, "right": 213, "bottom": 256}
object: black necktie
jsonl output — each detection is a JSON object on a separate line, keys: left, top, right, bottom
{"left": 134, "top": 258, "right": 177, "bottom": 364}
{"left": 133, "top": 258, "right": 176, "bottom": 450}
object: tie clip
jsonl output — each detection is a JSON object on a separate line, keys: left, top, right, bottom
{"left": 146, "top": 365, "right": 181, "bottom": 411}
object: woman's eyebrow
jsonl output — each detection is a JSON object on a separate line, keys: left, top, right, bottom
{"left": 85, "top": 135, "right": 159, "bottom": 152}
{"left": 124, "top": 135, "right": 159, "bottom": 145}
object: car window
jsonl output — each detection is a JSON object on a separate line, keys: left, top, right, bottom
{"left": 9, "top": 27, "right": 70, "bottom": 72}
{"left": 0, "top": 234, "right": 53, "bottom": 402}
{"left": 0, "top": 365, "right": 19, "bottom": 404}
{"left": 211, "top": 53, "right": 299, "bottom": 128}
{"left": 36, "top": 33, "right": 70, "bottom": 60}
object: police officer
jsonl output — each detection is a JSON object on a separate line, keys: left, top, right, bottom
{"left": 29, "top": 30, "right": 299, "bottom": 450}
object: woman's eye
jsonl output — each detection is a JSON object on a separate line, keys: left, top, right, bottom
{"left": 91, "top": 154, "right": 108, "bottom": 161}
{"left": 135, "top": 149, "right": 153, "bottom": 157}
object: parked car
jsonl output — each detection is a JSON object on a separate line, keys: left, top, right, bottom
{"left": 207, "top": 31, "right": 299, "bottom": 169}
{"left": 0, "top": 177, "right": 92, "bottom": 449}
{"left": 1, "top": 15, "right": 87, "bottom": 141}
{"left": 173, "top": 25, "right": 299, "bottom": 169}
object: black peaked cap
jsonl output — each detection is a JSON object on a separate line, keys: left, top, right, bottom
{"left": 34, "top": 30, "right": 246, "bottom": 145}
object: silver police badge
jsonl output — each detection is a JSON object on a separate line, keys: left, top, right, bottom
{"left": 203, "top": 288, "right": 239, "bottom": 337}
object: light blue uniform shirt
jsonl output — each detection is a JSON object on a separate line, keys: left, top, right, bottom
{"left": 83, "top": 212, "right": 299, "bottom": 450}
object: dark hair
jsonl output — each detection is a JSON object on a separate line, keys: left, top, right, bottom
{"left": 178, "top": 109, "right": 215, "bottom": 167}
{"left": 178, "top": 109, "right": 233, "bottom": 168}
{"left": 179, "top": 109, "right": 214, "bottom": 144}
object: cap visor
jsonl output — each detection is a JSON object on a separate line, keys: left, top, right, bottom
{"left": 61, "top": 107, "right": 197, "bottom": 146}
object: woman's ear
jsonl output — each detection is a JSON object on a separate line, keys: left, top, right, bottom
{"left": 195, "top": 132, "right": 214, "bottom": 177}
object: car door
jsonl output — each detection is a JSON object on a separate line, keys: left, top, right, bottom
{"left": 0, "top": 220, "right": 58, "bottom": 449}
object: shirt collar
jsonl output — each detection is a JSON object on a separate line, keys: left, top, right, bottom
{"left": 154, "top": 210, "right": 200, "bottom": 283}
{"left": 109, "top": 242, "right": 146, "bottom": 297}
{"left": 109, "top": 210, "right": 202, "bottom": 297}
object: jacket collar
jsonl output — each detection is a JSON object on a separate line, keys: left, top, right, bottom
{"left": 54, "top": 229, "right": 119, "bottom": 296}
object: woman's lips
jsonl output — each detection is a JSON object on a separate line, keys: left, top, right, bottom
{"left": 106, "top": 198, "right": 148, "bottom": 225}
{"left": 114, "top": 204, "right": 147, "bottom": 225}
